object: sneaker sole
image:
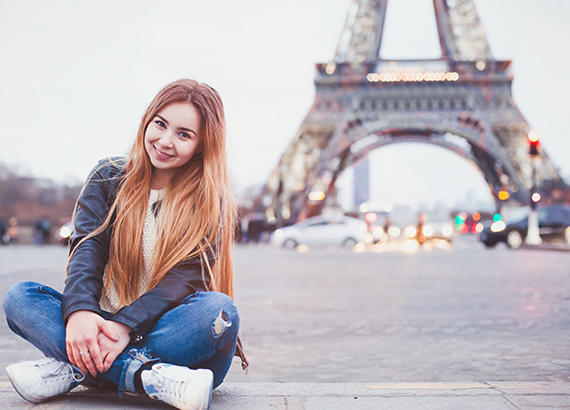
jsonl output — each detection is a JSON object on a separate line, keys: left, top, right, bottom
{"left": 6, "top": 364, "right": 44, "bottom": 403}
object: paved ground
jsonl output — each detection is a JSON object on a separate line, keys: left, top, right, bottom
{"left": 0, "top": 238, "right": 568, "bottom": 408}
{"left": 1, "top": 381, "right": 569, "bottom": 409}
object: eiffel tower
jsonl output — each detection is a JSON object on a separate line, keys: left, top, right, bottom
{"left": 257, "top": 0, "right": 567, "bottom": 223}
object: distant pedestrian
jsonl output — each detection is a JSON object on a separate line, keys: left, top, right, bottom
{"left": 33, "top": 218, "right": 51, "bottom": 244}
{"left": 40, "top": 218, "right": 51, "bottom": 244}
{"left": 383, "top": 217, "right": 391, "bottom": 242}
{"left": 3, "top": 79, "right": 247, "bottom": 409}
{"left": 0, "top": 219, "right": 7, "bottom": 245}
{"left": 416, "top": 213, "right": 427, "bottom": 245}
{"left": 6, "top": 217, "right": 19, "bottom": 244}
{"left": 240, "top": 216, "right": 249, "bottom": 244}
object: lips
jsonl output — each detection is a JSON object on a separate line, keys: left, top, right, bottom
{"left": 153, "top": 145, "right": 175, "bottom": 160}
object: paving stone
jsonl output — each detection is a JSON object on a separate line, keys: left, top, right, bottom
{"left": 303, "top": 395, "right": 516, "bottom": 410}
{"left": 507, "top": 394, "right": 570, "bottom": 409}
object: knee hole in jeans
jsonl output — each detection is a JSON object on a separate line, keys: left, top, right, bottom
{"left": 212, "top": 309, "right": 232, "bottom": 338}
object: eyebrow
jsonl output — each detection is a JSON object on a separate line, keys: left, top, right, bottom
{"left": 156, "top": 114, "right": 197, "bottom": 136}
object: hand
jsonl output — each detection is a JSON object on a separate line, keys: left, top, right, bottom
{"left": 97, "top": 320, "right": 131, "bottom": 372}
{"left": 65, "top": 311, "right": 120, "bottom": 377}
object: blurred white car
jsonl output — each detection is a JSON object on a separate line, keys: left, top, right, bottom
{"left": 270, "top": 215, "right": 372, "bottom": 248}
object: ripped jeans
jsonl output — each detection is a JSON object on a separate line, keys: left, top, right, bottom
{"left": 3, "top": 281, "right": 239, "bottom": 396}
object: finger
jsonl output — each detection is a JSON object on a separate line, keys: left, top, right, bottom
{"left": 101, "top": 351, "right": 110, "bottom": 372}
{"left": 66, "top": 341, "right": 77, "bottom": 367}
{"left": 76, "top": 344, "right": 97, "bottom": 377}
{"left": 100, "top": 322, "right": 119, "bottom": 342}
{"left": 68, "top": 342, "right": 80, "bottom": 370}
{"left": 73, "top": 347, "right": 89, "bottom": 377}
{"left": 87, "top": 339, "right": 104, "bottom": 374}
{"left": 103, "top": 351, "right": 118, "bottom": 372}
{"left": 81, "top": 352, "right": 98, "bottom": 378}
{"left": 71, "top": 345, "right": 88, "bottom": 376}
{"left": 97, "top": 333, "right": 113, "bottom": 353}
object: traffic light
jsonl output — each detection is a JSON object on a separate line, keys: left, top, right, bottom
{"left": 498, "top": 190, "right": 510, "bottom": 201}
{"left": 528, "top": 130, "right": 540, "bottom": 156}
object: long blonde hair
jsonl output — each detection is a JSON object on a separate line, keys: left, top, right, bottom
{"left": 68, "top": 79, "right": 236, "bottom": 306}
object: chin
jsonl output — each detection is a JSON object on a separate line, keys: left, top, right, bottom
{"left": 152, "top": 161, "right": 176, "bottom": 170}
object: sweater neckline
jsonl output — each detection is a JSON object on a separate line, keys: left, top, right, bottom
{"left": 149, "top": 188, "right": 165, "bottom": 202}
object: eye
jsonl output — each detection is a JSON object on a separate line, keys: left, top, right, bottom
{"left": 179, "top": 131, "right": 191, "bottom": 139}
{"left": 154, "top": 119, "right": 166, "bottom": 128}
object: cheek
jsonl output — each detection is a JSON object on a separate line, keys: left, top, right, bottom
{"left": 179, "top": 143, "right": 199, "bottom": 162}
{"left": 144, "top": 132, "right": 155, "bottom": 155}
{"left": 144, "top": 128, "right": 155, "bottom": 143}
{"left": 145, "top": 122, "right": 165, "bottom": 141}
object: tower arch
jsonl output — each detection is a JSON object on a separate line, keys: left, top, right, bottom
{"left": 298, "top": 126, "right": 514, "bottom": 219}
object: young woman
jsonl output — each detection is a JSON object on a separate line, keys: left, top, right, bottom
{"left": 3, "top": 79, "right": 248, "bottom": 410}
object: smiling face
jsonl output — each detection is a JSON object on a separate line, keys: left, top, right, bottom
{"left": 144, "top": 102, "right": 202, "bottom": 189}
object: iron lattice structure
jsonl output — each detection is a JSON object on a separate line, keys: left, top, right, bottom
{"left": 257, "top": 0, "right": 567, "bottom": 223}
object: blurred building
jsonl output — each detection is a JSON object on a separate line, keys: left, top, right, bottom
{"left": 353, "top": 158, "right": 370, "bottom": 211}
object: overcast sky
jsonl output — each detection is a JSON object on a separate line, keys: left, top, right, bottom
{"left": 1, "top": 0, "right": 569, "bottom": 208}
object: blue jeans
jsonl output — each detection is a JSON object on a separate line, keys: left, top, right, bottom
{"left": 3, "top": 281, "right": 239, "bottom": 396}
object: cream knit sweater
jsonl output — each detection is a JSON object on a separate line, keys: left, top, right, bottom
{"left": 99, "top": 189, "right": 164, "bottom": 313}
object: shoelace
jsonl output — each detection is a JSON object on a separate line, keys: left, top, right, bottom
{"left": 35, "top": 359, "right": 85, "bottom": 383}
{"left": 156, "top": 368, "right": 190, "bottom": 401}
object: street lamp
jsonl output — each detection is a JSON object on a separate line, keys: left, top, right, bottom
{"left": 525, "top": 130, "right": 542, "bottom": 245}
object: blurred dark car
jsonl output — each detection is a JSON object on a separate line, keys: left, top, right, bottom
{"left": 480, "top": 205, "right": 570, "bottom": 249}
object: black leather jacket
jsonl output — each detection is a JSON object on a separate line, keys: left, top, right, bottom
{"left": 63, "top": 157, "right": 211, "bottom": 340}
{"left": 63, "top": 157, "right": 249, "bottom": 371}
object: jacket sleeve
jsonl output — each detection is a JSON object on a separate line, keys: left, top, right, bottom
{"left": 109, "top": 253, "right": 213, "bottom": 340}
{"left": 62, "top": 160, "right": 112, "bottom": 322}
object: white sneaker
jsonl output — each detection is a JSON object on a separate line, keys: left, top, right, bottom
{"left": 6, "top": 357, "right": 84, "bottom": 403}
{"left": 141, "top": 363, "right": 213, "bottom": 410}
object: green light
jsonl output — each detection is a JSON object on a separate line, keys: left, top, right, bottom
{"left": 454, "top": 215, "right": 464, "bottom": 225}
{"left": 493, "top": 213, "right": 502, "bottom": 222}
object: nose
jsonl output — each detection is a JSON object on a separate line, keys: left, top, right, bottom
{"left": 157, "top": 131, "right": 175, "bottom": 149}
